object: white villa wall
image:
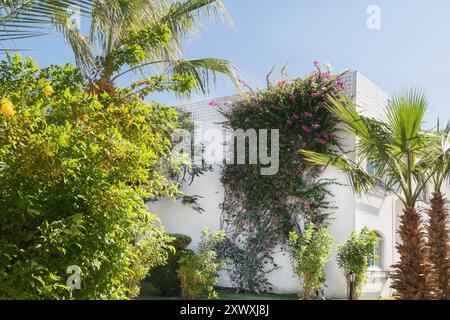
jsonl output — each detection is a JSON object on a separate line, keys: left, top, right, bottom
{"left": 150, "top": 71, "right": 400, "bottom": 299}
{"left": 149, "top": 126, "right": 357, "bottom": 297}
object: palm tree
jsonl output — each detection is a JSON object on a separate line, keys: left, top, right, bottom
{"left": 426, "top": 123, "right": 450, "bottom": 299}
{"left": 1, "top": 0, "right": 238, "bottom": 93}
{"left": 301, "top": 90, "right": 439, "bottom": 299}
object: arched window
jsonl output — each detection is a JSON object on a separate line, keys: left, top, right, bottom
{"left": 368, "top": 233, "right": 383, "bottom": 269}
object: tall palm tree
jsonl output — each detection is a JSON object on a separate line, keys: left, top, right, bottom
{"left": 426, "top": 123, "right": 450, "bottom": 299}
{"left": 301, "top": 90, "right": 439, "bottom": 299}
{"left": 1, "top": 0, "right": 238, "bottom": 93}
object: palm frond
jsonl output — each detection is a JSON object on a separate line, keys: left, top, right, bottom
{"left": 300, "top": 150, "right": 378, "bottom": 195}
{"left": 326, "top": 94, "right": 371, "bottom": 139}
{"left": 1, "top": 0, "right": 93, "bottom": 50}
{"left": 171, "top": 58, "right": 239, "bottom": 94}
{"left": 386, "top": 89, "right": 428, "bottom": 153}
{"left": 50, "top": 7, "right": 94, "bottom": 74}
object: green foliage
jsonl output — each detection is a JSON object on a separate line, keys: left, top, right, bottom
{"left": 220, "top": 63, "right": 345, "bottom": 292}
{"left": 169, "top": 234, "right": 193, "bottom": 251}
{"left": 111, "top": 24, "right": 172, "bottom": 71}
{"left": 336, "top": 228, "right": 378, "bottom": 299}
{"left": 147, "top": 233, "right": 192, "bottom": 297}
{"left": 0, "top": 55, "right": 188, "bottom": 299}
{"left": 288, "top": 223, "right": 333, "bottom": 300}
{"left": 178, "top": 229, "right": 226, "bottom": 300}
{"left": 131, "top": 74, "right": 197, "bottom": 97}
{"left": 147, "top": 250, "right": 186, "bottom": 297}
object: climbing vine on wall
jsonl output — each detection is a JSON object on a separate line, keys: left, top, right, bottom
{"left": 218, "top": 62, "right": 347, "bottom": 293}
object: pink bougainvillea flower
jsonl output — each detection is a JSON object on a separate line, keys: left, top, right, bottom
{"left": 311, "top": 92, "right": 318, "bottom": 98}
{"left": 304, "top": 112, "right": 313, "bottom": 118}
{"left": 302, "top": 125, "right": 311, "bottom": 133}
{"left": 318, "top": 138, "right": 327, "bottom": 145}
{"left": 323, "top": 94, "right": 329, "bottom": 101}
{"left": 209, "top": 100, "right": 220, "bottom": 107}
{"left": 278, "top": 80, "right": 287, "bottom": 88}
{"left": 313, "top": 60, "right": 320, "bottom": 66}
{"left": 336, "top": 80, "right": 345, "bottom": 89}
{"left": 322, "top": 72, "right": 330, "bottom": 79}
{"left": 286, "top": 119, "right": 293, "bottom": 126}
{"left": 304, "top": 202, "right": 311, "bottom": 209}
{"left": 293, "top": 114, "right": 300, "bottom": 120}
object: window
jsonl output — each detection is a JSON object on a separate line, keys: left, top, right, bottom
{"left": 366, "top": 160, "right": 385, "bottom": 190}
{"left": 368, "top": 233, "right": 383, "bottom": 269}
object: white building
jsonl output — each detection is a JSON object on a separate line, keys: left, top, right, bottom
{"left": 149, "top": 71, "right": 439, "bottom": 299}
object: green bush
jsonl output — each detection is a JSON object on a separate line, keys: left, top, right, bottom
{"left": 0, "top": 55, "right": 187, "bottom": 299}
{"left": 178, "top": 229, "right": 226, "bottom": 300}
{"left": 337, "top": 228, "right": 378, "bottom": 299}
{"left": 288, "top": 223, "right": 333, "bottom": 300}
{"left": 147, "top": 234, "right": 192, "bottom": 297}
{"left": 169, "top": 233, "right": 192, "bottom": 251}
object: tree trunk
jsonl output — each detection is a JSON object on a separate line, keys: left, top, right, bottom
{"left": 427, "top": 191, "right": 449, "bottom": 300}
{"left": 391, "top": 206, "right": 437, "bottom": 299}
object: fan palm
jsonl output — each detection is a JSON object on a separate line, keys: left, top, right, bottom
{"left": 1, "top": 0, "right": 238, "bottom": 93}
{"left": 301, "top": 90, "right": 439, "bottom": 299}
{"left": 425, "top": 122, "right": 450, "bottom": 299}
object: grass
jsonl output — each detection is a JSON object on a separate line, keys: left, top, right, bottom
{"left": 139, "top": 281, "right": 298, "bottom": 300}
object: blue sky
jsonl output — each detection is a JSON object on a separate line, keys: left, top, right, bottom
{"left": 8, "top": 0, "right": 450, "bottom": 124}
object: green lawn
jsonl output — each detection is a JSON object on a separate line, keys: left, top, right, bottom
{"left": 139, "top": 281, "right": 298, "bottom": 300}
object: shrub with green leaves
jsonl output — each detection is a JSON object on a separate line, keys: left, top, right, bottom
{"left": 147, "top": 234, "right": 192, "bottom": 297}
{"left": 178, "top": 229, "right": 226, "bottom": 300}
{"left": 0, "top": 55, "right": 189, "bottom": 299}
{"left": 288, "top": 223, "right": 333, "bottom": 300}
{"left": 336, "top": 228, "right": 378, "bottom": 299}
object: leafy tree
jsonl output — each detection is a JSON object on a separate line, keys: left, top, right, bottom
{"left": 0, "top": 54, "right": 191, "bottom": 299}
{"left": 336, "top": 228, "right": 378, "bottom": 299}
{"left": 1, "top": 0, "right": 238, "bottom": 93}
{"left": 302, "top": 90, "right": 440, "bottom": 299}
{"left": 288, "top": 223, "right": 333, "bottom": 300}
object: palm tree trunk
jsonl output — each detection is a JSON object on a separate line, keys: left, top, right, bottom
{"left": 391, "top": 206, "right": 437, "bottom": 299}
{"left": 427, "top": 191, "right": 449, "bottom": 300}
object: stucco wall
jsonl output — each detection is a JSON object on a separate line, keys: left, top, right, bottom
{"left": 149, "top": 121, "right": 359, "bottom": 299}
{"left": 148, "top": 71, "right": 399, "bottom": 299}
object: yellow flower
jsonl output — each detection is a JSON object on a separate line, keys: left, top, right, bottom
{"left": 81, "top": 114, "right": 90, "bottom": 123}
{"left": 0, "top": 98, "right": 15, "bottom": 116}
{"left": 43, "top": 85, "right": 54, "bottom": 96}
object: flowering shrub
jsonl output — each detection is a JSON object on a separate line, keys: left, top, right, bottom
{"left": 288, "top": 223, "right": 333, "bottom": 300}
{"left": 220, "top": 62, "right": 346, "bottom": 292}
{"left": 0, "top": 55, "right": 189, "bottom": 299}
{"left": 178, "top": 229, "right": 226, "bottom": 300}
